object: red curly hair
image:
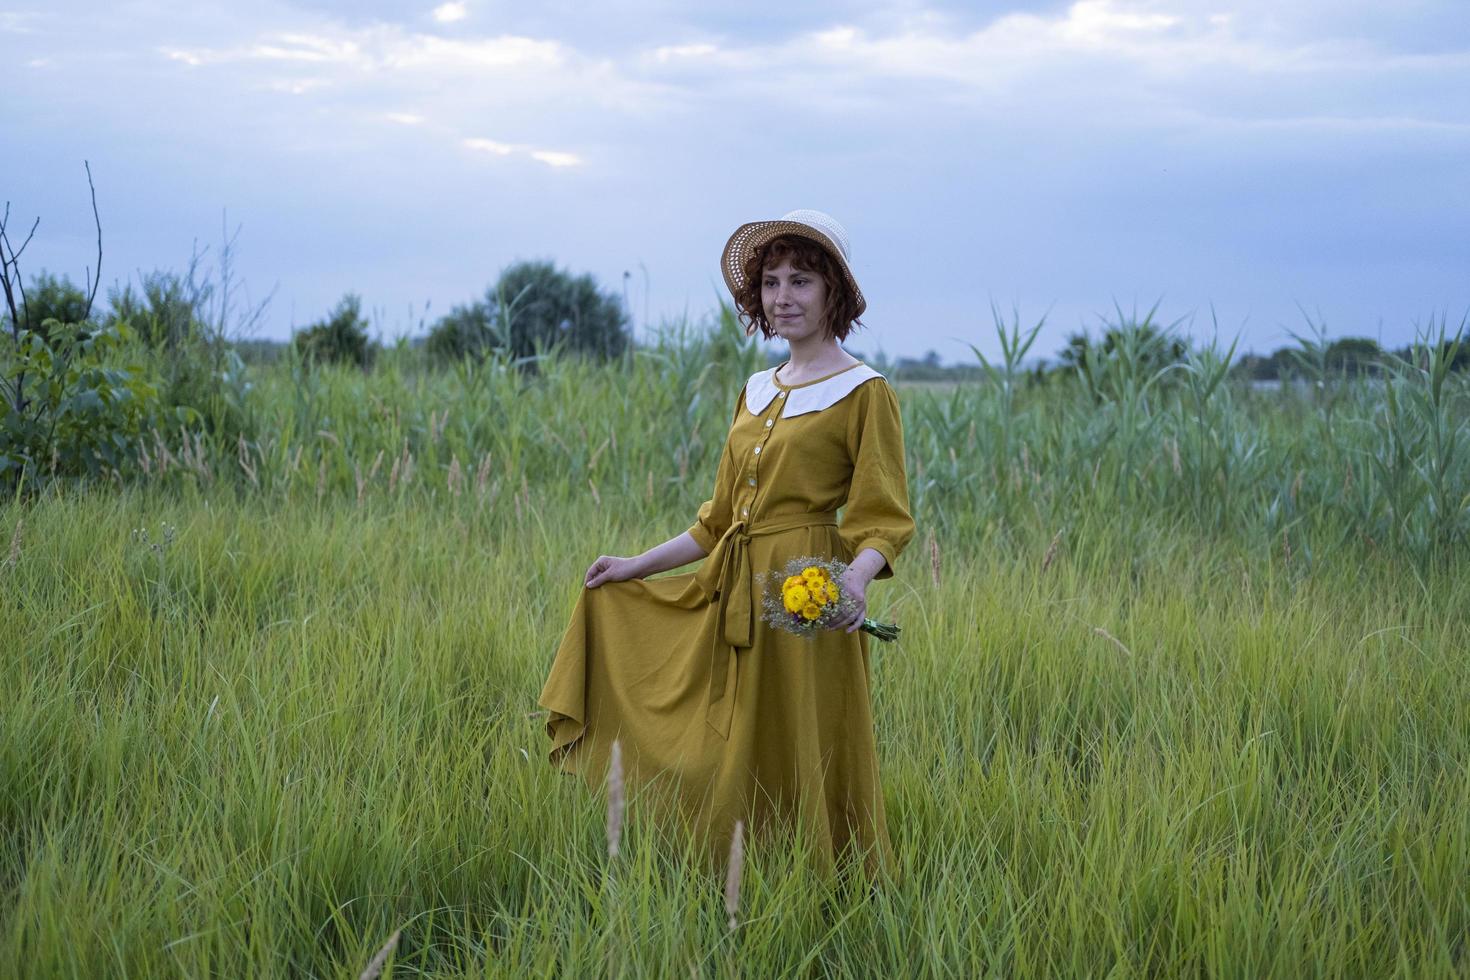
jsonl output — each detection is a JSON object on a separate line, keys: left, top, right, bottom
{"left": 732, "top": 235, "right": 863, "bottom": 343}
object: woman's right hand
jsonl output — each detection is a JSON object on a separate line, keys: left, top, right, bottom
{"left": 585, "top": 555, "right": 644, "bottom": 588}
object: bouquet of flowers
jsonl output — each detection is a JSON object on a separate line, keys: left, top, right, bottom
{"left": 757, "top": 555, "right": 901, "bottom": 642}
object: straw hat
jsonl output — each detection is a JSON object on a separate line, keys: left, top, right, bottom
{"left": 721, "top": 209, "right": 866, "bottom": 319}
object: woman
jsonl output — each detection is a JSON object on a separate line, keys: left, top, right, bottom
{"left": 537, "top": 209, "right": 915, "bottom": 878}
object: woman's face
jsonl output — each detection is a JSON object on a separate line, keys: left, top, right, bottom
{"left": 761, "top": 257, "right": 828, "bottom": 342}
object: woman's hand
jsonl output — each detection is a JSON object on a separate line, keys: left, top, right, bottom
{"left": 586, "top": 555, "right": 644, "bottom": 589}
{"left": 834, "top": 568, "right": 870, "bottom": 634}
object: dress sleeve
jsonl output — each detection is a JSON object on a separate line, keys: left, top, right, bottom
{"left": 687, "top": 382, "right": 747, "bottom": 553}
{"left": 838, "top": 379, "right": 916, "bottom": 580}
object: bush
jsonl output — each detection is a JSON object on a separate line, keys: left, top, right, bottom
{"left": 0, "top": 319, "right": 189, "bottom": 487}
{"left": 19, "top": 271, "right": 95, "bottom": 344}
{"left": 427, "top": 260, "right": 630, "bottom": 365}
{"left": 292, "top": 294, "right": 375, "bottom": 368}
{"left": 106, "top": 270, "right": 206, "bottom": 351}
{"left": 103, "top": 270, "right": 253, "bottom": 443}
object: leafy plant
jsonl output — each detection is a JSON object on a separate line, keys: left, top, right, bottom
{"left": 0, "top": 320, "right": 190, "bottom": 486}
{"left": 19, "top": 271, "right": 95, "bottom": 344}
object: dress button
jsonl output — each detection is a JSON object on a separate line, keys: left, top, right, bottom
{"left": 753, "top": 446, "right": 760, "bottom": 454}
{"left": 765, "top": 419, "right": 773, "bottom": 427}
{"left": 742, "top": 507, "right": 749, "bottom": 516}
{"left": 747, "top": 478, "right": 756, "bottom": 486}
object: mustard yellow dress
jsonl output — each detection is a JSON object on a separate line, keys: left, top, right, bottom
{"left": 537, "top": 361, "right": 916, "bottom": 876}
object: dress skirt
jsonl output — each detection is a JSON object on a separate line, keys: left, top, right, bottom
{"left": 537, "top": 512, "right": 897, "bottom": 879}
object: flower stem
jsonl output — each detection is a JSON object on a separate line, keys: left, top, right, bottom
{"left": 859, "top": 618, "right": 901, "bottom": 642}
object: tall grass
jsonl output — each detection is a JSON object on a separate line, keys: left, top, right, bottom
{"left": 124, "top": 309, "right": 1469, "bottom": 573}
{"left": 2, "top": 311, "right": 1468, "bottom": 975}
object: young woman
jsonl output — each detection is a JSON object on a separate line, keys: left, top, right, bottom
{"left": 537, "top": 209, "right": 915, "bottom": 878}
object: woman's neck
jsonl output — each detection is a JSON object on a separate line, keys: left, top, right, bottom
{"left": 780, "top": 338, "right": 857, "bottom": 380}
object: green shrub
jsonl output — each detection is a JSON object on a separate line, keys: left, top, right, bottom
{"left": 106, "top": 270, "right": 203, "bottom": 350}
{"left": 0, "top": 320, "right": 190, "bottom": 487}
{"left": 292, "top": 293, "right": 375, "bottom": 368}
{"left": 17, "top": 271, "right": 95, "bottom": 344}
{"left": 104, "top": 270, "right": 252, "bottom": 442}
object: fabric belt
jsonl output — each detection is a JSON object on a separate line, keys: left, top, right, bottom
{"left": 692, "top": 510, "right": 839, "bottom": 739}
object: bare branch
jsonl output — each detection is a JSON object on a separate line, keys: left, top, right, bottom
{"left": 0, "top": 212, "right": 40, "bottom": 343}
{"left": 82, "top": 160, "right": 102, "bottom": 319}
{"left": 4, "top": 215, "right": 41, "bottom": 265}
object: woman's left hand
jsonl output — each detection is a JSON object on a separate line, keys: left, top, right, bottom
{"left": 835, "top": 569, "right": 869, "bottom": 634}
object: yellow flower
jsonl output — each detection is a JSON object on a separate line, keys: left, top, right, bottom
{"left": 802, "top": 567, "right": 824, "bottom": 584}
{"left": 784, "top": 574, "right": 804, "bottom": 590}
{"left": 824, "top": 581, "right": 840, "bottom": 603}
{"left": 800, "top": 603, "right": 822, "bottom": 621}
{"left": 783, "top": 584, "right": 810, "bottom": 612}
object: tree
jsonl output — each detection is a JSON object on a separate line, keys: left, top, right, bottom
{"left": 497, "top": 260, "right": 629, "bottom": 362}
{"left": 292, "top": 293, "right": 375, "bottom": 368}
{"left": 1324, "top": 337, "right": 1382, "bottom": 375}
{"left": 425, "top": 260, "right": 630, "bottom": 366}
{"left": 425, "top": 299, "right": 498, "bottom": 362}
{"left": 1058, "top": 320, "right": 1188, "bottom": 375}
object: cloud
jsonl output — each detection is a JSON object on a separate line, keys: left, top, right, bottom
{"left": 378, "top": 34, "right": 562, "bottom": 70}
{"left": 163, "top": 48, "right": 206, "bottom": 67}
{"left": 384, "top": 111, "right": 425, "bottom": 125}
{"left": 248, "top": 32, "right": 360, "bottom": 63}
{"left": 649, "top": 42, "right": 719, "bottom": 64}
{"left": 155, "top": 18, "right": 650, "bottom": 167}
{"left": 432, "top": 2, "right": 468, "bottom": 24}
{"left": 463, "top": 137, "right": 517, "bottom": 155}
{"left": 161, "top": 27, "right": 563, "bottom": 73}
{"left": 632, "top": 0, "right": 1470, "bottom": 131}
{"left": 529, "top": 149, "right": 582, "bottom": 167}
{"left": 464, "top": 137, "right": 583, "bottom": 167}
{"left": 159, "top": 23, "right": 626, "bottom": 99}
{"left": 267, "top": 77, "right": 329, "bottom": 95}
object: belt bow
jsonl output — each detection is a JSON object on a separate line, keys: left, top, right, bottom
{"left": 692, "top": 510, "right": 839, "bottom": 738}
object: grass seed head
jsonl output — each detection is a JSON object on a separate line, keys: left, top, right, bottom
{"left": 606, "top": 739, "right": 624, "bottom": 860}
{"left": 358, "top": 928, "right": 401, "bottom": 980}
{"left": 725, "top": 818, "right": 745, "bottom": 931}
{"left": 3, "top": 518, "right": 21, "bottom": 571}
{"left": 1041, "top": 530, "right": 1061, "bottom": 572}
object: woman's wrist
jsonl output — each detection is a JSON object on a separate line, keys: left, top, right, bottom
{"left": 847, "top": 548, "right": 887, "bottom": 586}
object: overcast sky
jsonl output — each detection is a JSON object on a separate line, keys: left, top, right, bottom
{"left": 5, "top": 0, "right": 1468, "bottom": 363}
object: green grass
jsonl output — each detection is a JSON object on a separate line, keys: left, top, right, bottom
{"left": 2, "top": 479, "right": 1466, "bottom": 976}
{"left": 3, "top": 319, "right": 1469, "bottom": 975}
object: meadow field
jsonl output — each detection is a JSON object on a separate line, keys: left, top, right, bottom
{"left": 3, "top": 319, "right": 1469, "bottom": 976}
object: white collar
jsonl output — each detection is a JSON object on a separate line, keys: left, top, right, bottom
{"left": 745, "top": 363, "right": 884, "bottom": 418}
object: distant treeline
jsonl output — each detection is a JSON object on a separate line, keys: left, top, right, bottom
{"left": 883, "top": 333, "right": 1470, "bottom": 383}
{"left": 15, "top": 261, "right": 1467, "bottom": 383}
